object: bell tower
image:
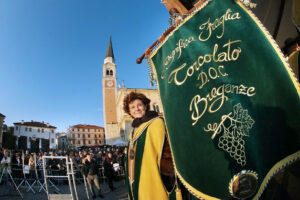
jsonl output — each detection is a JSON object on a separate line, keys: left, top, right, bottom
{"left": 102, "top": 37, "right": 119, "bottom": 144}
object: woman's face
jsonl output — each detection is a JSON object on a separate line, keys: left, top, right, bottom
{"left": 129, "top": 99, "right": 146, "bottom": 119}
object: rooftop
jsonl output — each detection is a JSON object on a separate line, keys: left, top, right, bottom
{"left": 72, "top": 124, "right": 104, "bottom": 129}
{"left": 13, "top": 121, "right": 56, "bottom": 129}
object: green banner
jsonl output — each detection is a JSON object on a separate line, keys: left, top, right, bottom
{"left": 149, "top": 0, "right": 300, "bottom": 199}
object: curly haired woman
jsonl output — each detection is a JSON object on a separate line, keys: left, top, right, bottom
{"left": 124, "top": 92, "right": 175, "bottom": 200}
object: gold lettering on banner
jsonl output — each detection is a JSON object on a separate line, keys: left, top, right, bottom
{"left": 189, "top": 84, "right": 256, "bottom": 126}
{"left": 168, "top": 40, "right": 241, "bottom": 86}
{"left": 198, "top": 9, "right": 241, "bottom": 42}
{"left": 162, "top": 36, "right": 195, "bottom": 79}
{"left": 152, "top": 5, "right": 256, "bottom": 150}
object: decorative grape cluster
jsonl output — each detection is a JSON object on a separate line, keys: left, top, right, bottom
{"left": 218, "top": 134, "right": 246, "bottom": 166}
{"left": 217, "top": 103, "right": 254, "bottom": 166}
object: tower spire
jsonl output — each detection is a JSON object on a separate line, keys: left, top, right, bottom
{"left": 105, "top": 36, "right": 115, "bottom": 60}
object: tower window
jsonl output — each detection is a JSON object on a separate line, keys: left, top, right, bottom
{"left": 153, "top": 104, "right": 160, "bottom": 113}
{"left": 110, "top": 70, "right": 113, "bottom": 76}
{"left": 106, "top": 70, "right": 110, "bottom": 76}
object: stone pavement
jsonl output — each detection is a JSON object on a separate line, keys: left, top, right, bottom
{"left": 0, "top": 178, "right": 128, "bottom": 200}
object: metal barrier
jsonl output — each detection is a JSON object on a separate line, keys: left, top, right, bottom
{"left": 0, "top": 166, "right": 23, "bottom": 199}
{"left": 0, "top": 160, "right": 126, "bottom": 199}
{"left": 43, "top": 156, "right": 78, "bottom": 200}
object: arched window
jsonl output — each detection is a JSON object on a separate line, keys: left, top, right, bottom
{"left": 156, "top": 105, "right": 160, "bottom": 113}
{"left": 152, "top": 103, "right": 160, "bottom": 113}
{"left": 106, "top": 70, "right": 110, "bottom": 76}
{"left": 110, "top": 70, "right": 113, "bottom": 76}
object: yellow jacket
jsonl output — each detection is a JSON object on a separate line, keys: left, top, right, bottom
{"left": 128, "top": 117, "right": 169, "bottom": 200}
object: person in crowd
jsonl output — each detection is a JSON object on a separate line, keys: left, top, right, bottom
{"left": 0, "top": 150, "right": 11, "bottom": 174}
{"left": 282, "top": 37, "right": 300, "bottom": 80}
{"left": 11, "top": 152, "right": 22, "bottom": 179}
{"left": 69, "top": 152, "right": 83, "bottom": 182}
{"left": 23, "top": 150, "right": 30, "bottom": 165}
{"left": 117, "top": 152, "right": 125, "bottom": 169}
{"left": 74, "top": 152, "right": 81, "bottom": 165}
{"left": 83, "top": 150, "right": 88, "bottom": 158}
{"left": 0, "top": 147, "right": 127, "bottom": 189}
{"left": 104, "top": 152, "right": 116, "bottom": 191}
{"left": 81, "top": 153, "right": 104, "bottom": 199}
{"left": 28, "top": 155, "right": 36, "bottom": 179}
{"left": 0, "top": 148, "right": 4, "bottom": 162}
{"left": 95, "top": 152, "right": 103, "bottom": 168}
{"left": 112, "top": 151, "right": 118, "bottom": 161}
{"left": 58, "top": 156, "right": 66, "bottom": 175}
{"left": 47, "top": 154, "right": 59, "bottom": 171}
{"left": 123, "top": 92, "right": 175, "bottom": 199}
{"left": 36, "top": 153, "right": 43, "bottom": 179}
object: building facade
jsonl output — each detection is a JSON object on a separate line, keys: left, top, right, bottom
{"left": 102, "top": 39, "right": 163, "bottom": 144}
{"left": 0, "top": 113, "right": 5, "bottom": 148}
{"left": 57, "top": 132, "right": 69, "bottom": 151}
{"left": 67, "top": 124, "right": 105, "bottom": 149}
{"left": 13, "top": 120, "right": 57, "bottom": 151}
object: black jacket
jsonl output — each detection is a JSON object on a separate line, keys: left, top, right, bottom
{"left": 82, "top": 159, "right": 99, "bottom": 176}
{"left": 104, "top": 157, "right": 115, "bottom": 178}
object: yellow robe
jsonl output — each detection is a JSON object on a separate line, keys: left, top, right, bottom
{"left": 128, "top": 117, "right": 169, "bottom": 200}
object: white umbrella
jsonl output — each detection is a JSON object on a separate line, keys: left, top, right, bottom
{"left": 111, "top": 139, "right": 127, "bottom": 146}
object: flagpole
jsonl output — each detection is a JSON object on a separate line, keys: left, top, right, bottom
{"left": 136, "top": 0, "right": 207, "bottom": 64}
{"left": 136, "top": 25, "right": 176, "bottom": 64}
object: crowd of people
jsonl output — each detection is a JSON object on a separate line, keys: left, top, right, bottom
{"left": 0, "top": 146, "right": 127, "bottom": 198}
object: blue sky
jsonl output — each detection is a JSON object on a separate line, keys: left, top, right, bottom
{"left": 0, "top": 0, "right": 170, "bottom": 132}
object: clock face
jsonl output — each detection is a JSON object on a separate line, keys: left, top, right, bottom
{"left": 106, "top": 80, "right": 113, "bottom": 87}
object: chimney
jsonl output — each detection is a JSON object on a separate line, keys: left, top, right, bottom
{"left": 21, "top": 120, "right": 24, "bottom": 124}
{"left": 47, "top": 123, "right": 50, "bottom": 127}
{"left": 31, "top": 120, "right": 33, "bottom": 122}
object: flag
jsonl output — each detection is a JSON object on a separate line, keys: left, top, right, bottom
{"left": 149, "top": 0, "right": 300, "bottom": 199}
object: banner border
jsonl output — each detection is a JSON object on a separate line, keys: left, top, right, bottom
{"left": 149, "top": 0, "right": 300, "bottom": 199}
